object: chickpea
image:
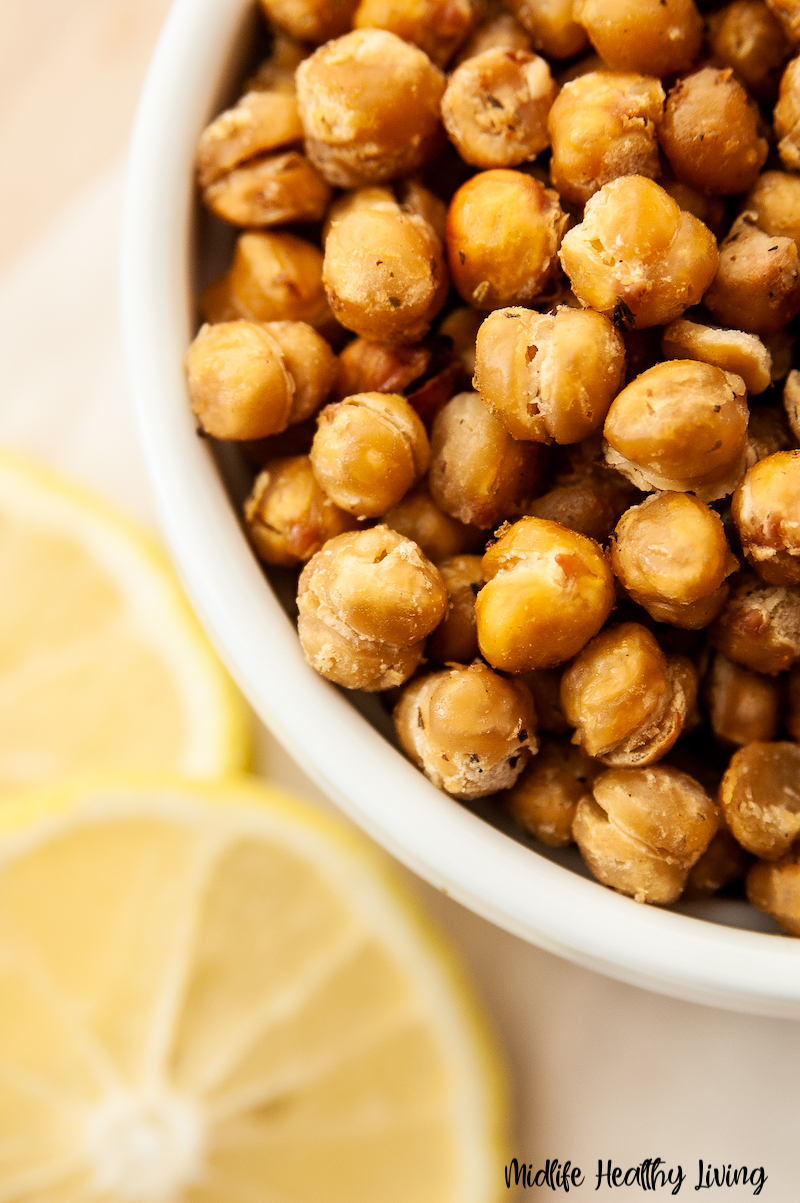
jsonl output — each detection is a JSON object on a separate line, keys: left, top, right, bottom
{"left": 244, "top": 33, "right": 308, "bottom": 92}
{"left": 202, "top": 151, "right": 333, "bottom": 228}
{"left": 426, "top": 554, "right": 484, "bottom": 663}
{"left": 195, "top": 90, "right": 303, "bottom": 189}
{"left": 559, "top": 176, "right": 719, "bottom": 331}
{"left": 774, "top": 54, "right": 800, "bottom": 171}
{"left": 447, "top": 170, "right": 567, "bottom": 311}
{"left": 441, "top": 49, "right": 556, "bottom": 169}
{"left": 708, "top": 574, "right": 800, "bottom": 675}
{"left": 659, "top": 175, "right": 728, "bottom": 241}
{"left": 429, "top": 391, "right": 545, "bottom": 528}
{"left": 296, "top": 30, "right": 446, "bottom": 187}
{"left": 574, "top": 0, "right": 703, "bottom": 78}
{"left": 661, "top": 320, "right": 771, "bottom": 397}
{"left": 455, "top": 10, "right": 533, "bottom": 63}
{"left": 505, "top": 0, "right": 589, "bottom": 59}
{"left": 746, "top": 171, "right": 800, "bottom": 249}
{"left": 335, "top": 339, "right": 431, "bottom": 402}
{"left": 747, "top": 851, "right": 800, "bottom": 935}
{"left": 323, "top": 196, "right": 448, "bottom": 343}
{"left": 708, "top": 0, "right": 791, "bottom": 104}
{"left": 749, "top": 407, "right": 794, "bottom": 467}
{"left": 548, "top": 72, "right": 665, "bottom": 208}
{"left": 474, "top": 305, "right": 625, "bottom": 445}
{"left": 784, "top": 369, "right": 800, "bottom": 443}
{"left": 227, "top": 231, "right": 332, "bottom": 330}
{"left": 260, "top": 321, "right": 338, "bottom": 426}
{"left": 720, "top": 741, "right": 800, "bottom": 859}
{"left": 505, "top": 736, "right": 597, "bottom": 846}
{"left": 310, "top": 392, "right": 430, "bottom": 517}
{"left": 439, "top": 306, "right": 483, "bottom": 379}
{"left": 684, "top": 824, "right": 752, "bottom": 899}
{"left": 659, "top": 69, "right": 767, "bottom": 198}
{"left": 476, "top": 517, "right": 615, "bottom": 672}
{"left": 244, "top": 456, "right": 360, "bottom": 567}
{"left": 354, "top": 0, "right": 482, "bottom": 67}
{"left": 767, "top": 0, "right": 800, "bottom": 39}
{"left": 397, "top": 179, "right": 449, "bottom": 244}
{"left": 384, "top": 484, "right": 482, "bottom": 562}
{"left": 525, "top": 481, "right": 618, "bottom": 543}
{"left": 573, "top": 765, "right": 719, "bottom": 905}
{"left": 184, "top": 321, "right": 294, "bottom": 440}
{"left": 705, "top": 651, "right": 780, "bottom": 747}
{"left": 732, "top": 451, "right": 800, "bottom": 585}
{"left": 258, "top": 0, "right": 360, "bottom": 44}
{"left": 705, "top": 212, "right": 800, "bottom": 338}
{"left": 518, "top": 667, "right": 570, "bottom": 734}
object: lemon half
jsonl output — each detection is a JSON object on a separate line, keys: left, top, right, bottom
{"left": 0, "top": 775, "right": 507, "bottom": 1202}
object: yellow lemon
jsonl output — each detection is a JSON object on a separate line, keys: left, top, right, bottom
{"left": 0, "top": 775, "right": 507, "bottom": 1202}
{"left": 0, "top": 447, "right": 248, "bottom": 796}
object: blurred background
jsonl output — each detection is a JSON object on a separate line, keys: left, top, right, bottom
{"left": 0, "top": 0, "right": 798, "bottom": 1196}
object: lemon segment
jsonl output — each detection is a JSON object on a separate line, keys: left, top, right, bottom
{"left": 0, "top": 776, "right": 507, "bottom": 1203}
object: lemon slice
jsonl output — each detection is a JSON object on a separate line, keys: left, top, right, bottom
{"left": 0, "top": 775, "right": 507, "bottom": 1202}
{"left": 0, "top": 448, "right": 247, "bottom": 796}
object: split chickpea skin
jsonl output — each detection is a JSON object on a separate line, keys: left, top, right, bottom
{"left": 187, "top": 0, "right": 800, "bottom": 930}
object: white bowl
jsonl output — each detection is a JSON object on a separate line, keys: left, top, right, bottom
{"left": 121, "top": 0, "right": 800, "bottom": 1018}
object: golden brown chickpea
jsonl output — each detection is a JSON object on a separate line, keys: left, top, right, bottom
{"left": 446, "top": 170, "right": 567, "bottom": 310}
{"left": 354, "top": 0, "right": 483, "bottom": 66}
{"left": 244, "top": 33, "right": 308, "bottom": 92}
{"left": 335, "top": 339, "right": 431, "bottom": 402}
{"left": 384, "top": 484, "right": 482, "bottom": 562}
{"left": 518, "top": 667, "right": 570, "bottom": 734}
{"left": 747, "top": 851, "right": 800, "bottom": 935}
{"left": 708, "top": 0, "right": 791, "bottom": 104}
{"left": 429, "top": 391, "right": 545, "bottom": 528}
{"left": 573, "top": 764, "right": 718, "bottom": 904}
{"left": 603, "top": 361, "right": 749, "bottom": 503}
{"left": 426, "top": 554, "right": 484, "bottom": 663}
{"left": 323, "top": 196, "right": 449, "bottom": 343}
{"left": 559, "top": 177, "right": 719, "bottom": 331}
{"left": 310, "top": 392, "right": 430, "bottom": 517}
{"left": 720, "top": 741, "right": 800, "bottom": 859}
{"left": 708, "top": 574, "right": 800, "bottom": 675}
{"left": 226, "top": 231, "right": 332, "bottom": 330}
{"left": 704, "top": 212, "right": 800, "bottom": 337}
{"left": 548, "top": 72, "right": 665, "bottom": 208}
{"left": 258, "top": 0, "right": 360, "bottom": 44}
{"left": 705, "top": 651, "right": 780, "bottom": 747}
{"left": 195, "top": 90, "right": 304, "bottom": 189}
{"left": 441, "top": 48, "right": 556, "bottom": 169}
{"left": 611, "top": 492, "right": 739, "bottom": 627}
{"left": 474, "top": 305, "right": 625, "bottom": 444}
{"left": 476, "top": 516, "right": 616, "bottom": 672}
{"left": 439, "top": 307, "right": 484, "bottom": 378}
{"left": 505, "top": 0, "right": 589, "bottom": 59}
{"left": 661, "top": 320, "right": 772, "bottom": 396}
{"left": 394, "top": 660, "right": 538, "bottom": 797}
{"left": 260, "top": 321, "right": 338, "bottom": 426}
{"left": 505, "top": 736, "right": 597, "bottom": 845}
{"left": 296, "top": 30, "right": 446, "bottom": 187}
{"left": 244, "top": 456, "right": 361, "bottom": 567}
{"left": 659, "top": 69, "right": 768, "bottom": 198}
{"left": 202, "top": 151, "right": 333, "bottom": 228}
{"left": 184, "top": 321, "right": 294, "bottom": 441}
{"left": 574, "top": 0, "right": 703, "bottom": 78}
{"left": 297, "top": 525, "right": 447, "bottom": 689}
{"left": 732, "top": 451, "right": 800, "bottom": 585}
{"left": 525, "top": 482, "right": 618, "bottom": 543}
{"left": 455, "top": 9, "right": 533, "bottom": 62}
{"left": 766, "top": 0, "right": 800, "bottom": 38}
{"left": 659, "top": 175, "right": 728, "bottom": 241}
{"left": 746, "top": 406, "right": 795, "bottom": 465}
{"left": 784, "top": 369, "right": 800, "bottom": 442}
{"left": 397, "top": 179, "right": 449, "bottom": 244}
{"left": 746, "top": 171, "right": 800, "bottom": 248}
{"left": 683, "top": 824, "right": 752, "bottom": 899}
{"left": 774, "top": 55, "right": 800, "bottom": 171}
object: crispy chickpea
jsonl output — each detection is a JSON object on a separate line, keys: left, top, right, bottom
{"left": 708, "top": 0, "right": 791, "bottom": 104}
{"left": 526, "top": 482, "right": 618, "bottom": 543}
{"left": 720, "top": 741, "right": 800, "bottom": 859}
{"left": 258, "top": 0, "right": 360, "bottom": 44}
{"left": 705, "top": 651, "right": 780, "bottom": 747}
{"left": 746, "top": 171, "right": 800, "bottom": 248}
{"left": 244, "top": 456, "right": 360, "bottom": 567}
{"left": 226, "top": 231, "right": 332, "bottom": 329}
{"left": 384, "top": 484, "right": 482, "bottom": 562}
{"left": 256, "top": 321, "right": 336, "bottom": 427}
{"left": 774, "top": 55, "right": 800, "bottom": 171}
{"left": 202, "top": 151, "right": 333, "bottom": 228}
{"left": 559, "top": 177, "right": 719, "bottom": 331}
{"left": 184, "top": 321, "right": 294, "bottom": 440}
{"left": 661, "top": 320, "right": 771, "bottom": 396}
{"left": 354, "top": 0, "right": 482, "bottom": 67}
{"left": 245, "top": 33, "right": 308, "bottom": 91}
{"left": 323, "top": 197, "right": 449, "bottom": 343}
{"left": 310, "top": 392, "right": 430, "bottom": 517}
{"left": 708, "top": 574, "right": 800, "bottom": 675}
{"left": 505, "top": 736, "right": 597, "bottom": 846}
{"left": 548, "top": 72, "right": 665, "bottom": 208}
{"left": 429, "top": 391, "right": 545, "bottom": 528}
{"left": 195, "top": 90, "right": 303, "bottom": 189}
{"left": 659, "top": 175, "right": 728, "bottom": 241}
{"left": 439, "top": 307, "right": 483, "bottom": 379}
{"left": 705, "top": 212, "right": 800, "bottom": 337}
{"left": 747, "top": 407, "right": 795, "bottom": 465}
{"left": 446, "top": 170, "right": 567, "bottom": 311}
{"left": 784, "top": 369, "right": 800, "bottom": 443}
{"left": 767, "top": 0, "right": 800, "bottom": 39}
{"left": 518, "top": 667, "right": 570, "bottom": 734}
{"left": 397, "top": 179, "right": 449, "bottom": 244}
{"left": 335, "top": 339, "right": 431, "bottom": 401}
{"left": 455, "top": 9, "right": 533, "bottom": 62}
{"left": 573, "top": 765, "right": 718, "bottom": 904}
{"left": 476, "top": 516, "right": 615, "bottom": 672}
{"left": 441, "top": 49, "right": 556, "bottom": 169}
{"left": 747, "top": 852, "right": 800, "bottom": 935}
{"left": 659, "top": 69, "right": 767, "bottom": 197}
{"left": 296, "top": 30, "right": 446, "bottom": 187}
{"left": 574, "top": 0, "right": 703, "bottom": 78}
{"left": 426, "top": 553, "right": 484, "bottom": 663}
{"left": 474, "top": 305, "right": 625, "bottom": 445}
{"left": 505, "top": 0, "right": 589, "bottom": 59}
{"left": 394, "top": 660, "right": 538, "bottom": 797}
{"left": 684, "top": 824, "right": 752, "bottom": 899}
{"left": 732, "top": 451, "right": 800, "bottom": 585}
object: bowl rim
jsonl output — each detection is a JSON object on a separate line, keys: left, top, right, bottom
{"left": 120, "top": 0, "right": 800, "bottom": 1019}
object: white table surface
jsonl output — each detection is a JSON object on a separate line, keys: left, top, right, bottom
{"left": 1, "top": 3, "right": 798, "bottom": 1197}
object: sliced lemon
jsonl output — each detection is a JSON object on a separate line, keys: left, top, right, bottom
{"left": 0, "top": 775, "right": 507, "bottom": 1202}
{"left": 0, "top": 447, "right": 247, "bottom": 796}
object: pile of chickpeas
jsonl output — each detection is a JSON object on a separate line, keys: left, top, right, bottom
{"left": 185, "top": 0, "right": 800, "bottom": 934}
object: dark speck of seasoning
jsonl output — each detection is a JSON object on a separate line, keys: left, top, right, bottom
{"left": 698, "top": 133, "right": 704, "bottom": 140}
{"left": 459, "top": 251, "right": 466, "bottom": 265}
{"left": 612, "top": 297, "right": 636, "bottom": 329}
{"left": 469, "top": 752, "right": 479, "bottom": 763}
{"left": 486, "top": 94, "right": 503, "bottom": 108}
{"left": 388, "top": 296, "right": 401, "bottom": 307}
{"left": 508, "top": 755, "right": 519, "bottom": 769}
{"left": 470, "top": 581, "right": 482, "bottom": 596}
{"left": 441, "top": 753, "right": 449, "bottom": 761}
{"left": 518, "top": 729, "right": 528, "bottom": 742}
{"left": 713, "top": 404, "right": 721, "bottom": 412}
{"left": 376, "top": 260, "right": 383, "bottom": 265}
{"left": 768, "top": 245, "right": 779, "bottom": 252}
{"left": 417, "top": 712, "right": 425, "bottom": 729}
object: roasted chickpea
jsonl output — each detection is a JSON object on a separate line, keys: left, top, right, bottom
{"left": 525, "top": 482, "right": 618, "bottom": 542}
{"left": 398, "top": 178, "right": 449, "bottom": 244}
{"left": 746, "top": 172, "right": 800, "bottom": 250}
{"left": 705, "top": 651, "right": 780, "bottom": 747}
{"left": 244, "top": 456, "right": 360, "bottom": 566}
{"left": 258, "top": 0, "right": 360, "bottom": 42}
{"left": 559, "top": 176, "right": 719, "bottom": 330}
{"left": 784, "top": 369, "right": 800, "bottom": 443}
{"left": 202, "top": 151, "right": 333, "bottom": 228}
{"left": 518, "top": 667, "right": 570, "bottom": 734}
{"left": 244, "top": 33, "right": 308, "bottom": 91}
{"left": 296, "top": 30, "right": 446, "bottom": 187}
{"left": 441, "top": 49, "right": 556, "bottom": 169}
{"left": 429, "top": 391, "right": 545, "bottom": 528}
{"left": 505, "top": 0, "right": 589, "bottom": 59}
{"left": 185, "top": 321, "right": 294, "bottom": 440}
{"left": 426, "top": 554, "right": 484, "bottom": 663}
{"left": 573, "top": 764, "right": 718, "bottom": 904}
{"left": 684, "top": 824, "right": 752, "bottom": 899}
{"left": 439, "top": 307, "right": 484, "bottom": 379}
{"left": 708, "top": 0, "right": 791, "bottom": 104}
{"left": 446, "top": 170, "right": 567, "bottom": 310}
{"left": 455, "top": 9, "right": 533, "bottom": 62}
{"left": 476, "top": 516, "right": 616, "bottom": 672}
{"left": 747, "top": 851, "right": 800, "bottom": 935}
{"left": 659, "top": 175, "right": 728, "bottom": 241}
{"left": 709, "top": 574, "right": 800, "bottom": 675}
{"left": 384, "top": 484, "right": 482, "bottom": 562}
{"left": 611, "top": 492, "right": 739, "bottom": 627}
{"left": 354, "top": 0, "right": 482, "bottom": 66}
{"left": 505, "top": 736, "right": 597, "bottom": 846}
{"left": 310, "top": 392, "right": 430, "bottom": 517}
{"left": 720, "top": 741, "right": 800, "bottom": 859}
{"left": 774, "top": 54, "right": 800, "bottom": 171}
{"left": 574, "top": 0, "right": 703, "bottom": 78}
{"left": 335, "top": 339, "right": 431, "bottom": 401}
{"left": 704, "top": 212, "right": 800, "bottom": 337}
{"left": 260, "top": 321, "right": 338, "bottom": 425}
{"left": 226, "top": 231, "right": 332, "bottom": 329}
{"left": 661, "top": 320, "right": 772, "bottom": 396}
{"left": 195, "top": 89, "right": 303, "bottom": 188}
{"left": 747, "top": 407, "right": 795, "bottom": 466}
{"left": 732, "top": 451, "right": 800, "bottom": 585}
{"left": 548, "top": 72, "right": 664, "bottom": 208}
{"left": 474, "top": 305, "right": 625, "bottom": 444}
